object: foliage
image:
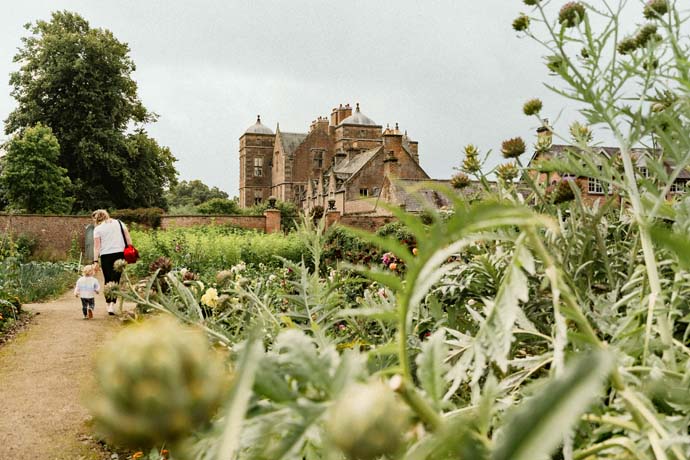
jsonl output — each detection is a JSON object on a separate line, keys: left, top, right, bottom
{"left": 129, "top": 225, "right": 308, "bottom": 279}
{"left": 165, "top": 180, "right": 229, "bottom": 208}
{"left": 197, "top": 198, "right": 241, "bottom": 215}
{"left": 0, "top": 124, "right": 73, "bottom": 213}
{"left": 112, "top": 207, "right": 165, "bottom": 229}
{"left": 92, "top": 2, "right": 690, "bottom": 460}
{"left": 4, "top": 11, "right": 177, "bottom": 211}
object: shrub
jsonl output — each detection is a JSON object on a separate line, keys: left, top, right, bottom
{"left": 196, "top": 198, "right": 240, "bottom": 215}
{"left": 112, "top": 208, "right": 164, "bottom": 228}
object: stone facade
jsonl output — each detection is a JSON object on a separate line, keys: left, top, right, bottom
{"left": 238, "top": 103, "right": 430, "bottom": 214}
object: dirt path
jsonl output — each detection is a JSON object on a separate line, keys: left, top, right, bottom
{"left": 0, "top": 286, "right": 126, "bottom": 459}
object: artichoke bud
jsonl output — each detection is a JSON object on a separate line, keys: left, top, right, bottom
{"left": 326, "top": 381, "right": 410, "bottom": 460}
{"left": 89, "top": 316, "right": 228, "bottom": 449}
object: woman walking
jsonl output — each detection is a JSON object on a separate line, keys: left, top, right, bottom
{"left": 92, "top": 209, "right": 132, "bottom": 315}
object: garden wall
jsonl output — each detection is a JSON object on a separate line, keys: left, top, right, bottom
{"left": 339, "top": 215, "right": 397, "bottom": 232}
{"left": 0, "top": 213, "right": 274, "bottom": 259}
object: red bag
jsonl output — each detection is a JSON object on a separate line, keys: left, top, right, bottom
{"left": 118, "top": 220, "right": 140, "bottom": 263}
{"left": 123, "top": 244, "right": 139, "bottom": 263}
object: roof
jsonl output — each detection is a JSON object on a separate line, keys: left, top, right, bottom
{"left": 245, "top": 115, "right": 274, "bottom": 135}
{"left": 339, "top": 103, "right": 378, "bottom": 127}
{"left": 333, "top": 146, "right": 380, "bottom": 175}
{"left": 279, "top": 132, "right": 307, "bottom": 156}
{"left": 529, "top": 144, "right": 690, "bottom": 178}
{"left": 388, "top": 179, "right": 454, "bottom": 212}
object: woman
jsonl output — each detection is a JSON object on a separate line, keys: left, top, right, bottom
{"left": 92, "top": 209, "right": 132, "bottom": 315}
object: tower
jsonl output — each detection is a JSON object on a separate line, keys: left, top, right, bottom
{"left": 238, "top": 115, "right": 275, "bottom": 208}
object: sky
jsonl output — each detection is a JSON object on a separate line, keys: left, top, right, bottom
{"left": 0, "top": 1, "right": 644, "bottom": 196}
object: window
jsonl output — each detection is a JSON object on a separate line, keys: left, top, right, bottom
{"left": 670, "top": 180, "right": 686, "bottom": 194}
{"left": 638, "top": 167, "right": 649, "bottom": 179}
{"left": 359, "top": 188, "right": 369, "bottom": 197}
{"left": 588, "top": 178, "right": 604, "bottom": 195}
{"left": 254, "top": 191, "right": 263, "bottom": 205}
{"left": 254, "top": 157, "right": 263, "bottom": 177}
{"left": 313, "top": 151, "right": 323, "bottom": 169}
{"left": 372, "top": 187, "right": 380, "bottom": 197}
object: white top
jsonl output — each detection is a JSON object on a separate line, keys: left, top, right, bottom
{"left": 74, "top": 276, "right": 100, "bottom": 299}
{"left": 94, "top": 219, "right": 127, "bottom": 256}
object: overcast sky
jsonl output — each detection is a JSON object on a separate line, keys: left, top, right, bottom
{"left": 0, "top": 1, "right": 647, "bottom": 196}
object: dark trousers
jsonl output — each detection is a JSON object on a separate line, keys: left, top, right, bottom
{"left": 80, "top": 297, "right": 95, "bottom": 317}
{"left": 100, "top": 252, "right": 124, "bottom": 303}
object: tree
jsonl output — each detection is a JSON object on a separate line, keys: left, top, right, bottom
{"left": 165, "top": 180, "right": 229, "bottom": 208}
{"left": 196, "top": 198, "right": 240, "bottom": 215}
{"left": 4, "top": 11, "right": 177, "bottom": 210}
{"left": 0, "top": 124, "right": 73, "bottom": 213}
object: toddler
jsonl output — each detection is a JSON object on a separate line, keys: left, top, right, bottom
{"left": 74, "top": 264, "right": 100, "bottom": 319}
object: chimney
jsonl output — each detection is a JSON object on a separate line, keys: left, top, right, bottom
{"left": 536, "top": 118, "right": 553, "bottom": 144}
{"left": 330, "top": 103, "right": 353, "bottom": 126}
{"left": 310, "top": 116, "right": 329, "bottom": 133}
{"left": 383, "top": 150, "right": 399, "bottom": 178}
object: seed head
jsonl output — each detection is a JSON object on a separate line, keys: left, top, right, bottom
{"left": 643, "top": 0, "right": 668, "bottom": 19}
{"left": 569, "top": 121, "right": 593, "bottom": 144}
{"left": 450, "top": 172, "right": 471, "bottom": 189}
{"left": 559, "top": 2, "right": 586, "bottom": 28}
{"left": 113, "top": 259, "right": 128, "bottom": 273}
{"left": 635, "top": 23, "right": 661, "bottom": 47}
{"left": 617, "top": 36, "right": 639, "bottom": 55}
{"left": 512, "top": 14, "right": 530, "bottom": 32}
{"left": 501, "top": 137, "right": 526, "bottom": 159}
{"left": 523, "top": 98, "right": 543, "bottom": 116}
{"left": 462, "top": 144, "right": 481, "bottom": 173}
{"left": 547, "top": 55, "right": 565, "bottom": 73}
{"left": 523, "top": 0, "right": 540, "bottom": 5}
{"left": 497, "top": 162, "right": 520, "bottom": 183}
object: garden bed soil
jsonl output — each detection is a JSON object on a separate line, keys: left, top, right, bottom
{"left": 0, "top": 311, "right": 36, "bottom": 347}
{"left": 0, "top": 286, "right": 132, "bottom": 459}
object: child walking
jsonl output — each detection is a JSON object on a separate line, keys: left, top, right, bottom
{"left": 74, "top": 264, "right": 100, "bottom": 319}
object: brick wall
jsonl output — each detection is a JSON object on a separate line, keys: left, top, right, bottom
{"left": 0, "top": 214, "right": 92, "bottom": 257}
{"left": 0, "top": 214, "right": 270, "bottom": 259}
{"left": 160, "top": 215, "right": 266, "bottom": 230}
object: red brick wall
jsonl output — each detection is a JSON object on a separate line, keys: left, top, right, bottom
{"left": 0, "top": 214, "right": 269, "bottom": 259}
{"left": 160, "top": 215, "right": 266, "bottom": 230}
{"left": 0, "top": 214, "right": 92, "bottom": 257}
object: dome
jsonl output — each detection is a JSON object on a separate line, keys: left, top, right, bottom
{"left": 245, "top": 115, "right": 274, "bottom": 135}
{"left": 340, "top": 103, "right": 377, "bottom": 126}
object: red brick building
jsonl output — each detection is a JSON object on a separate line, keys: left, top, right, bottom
{"left": 238, "top": 103, "right": 432, "bottom": 214}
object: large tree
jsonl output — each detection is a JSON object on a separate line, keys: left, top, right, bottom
{"left": 0, "top": 124, "right": 73, "bottom": 213}
{"left": 5, "top": 11, "right": 177, "bottom": 211}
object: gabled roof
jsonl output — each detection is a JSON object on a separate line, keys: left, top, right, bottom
{"left": 278, "top": 132, "right": 308, "bottom": 156}
{"left": 333, "top": 146, "right": 381, "bottom": 175}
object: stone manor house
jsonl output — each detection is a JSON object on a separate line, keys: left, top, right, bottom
{"left": 238, "top": 103, "right": 443, "bottom": 214}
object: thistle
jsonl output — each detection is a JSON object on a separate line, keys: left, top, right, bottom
{"left": 551, "top": 179, "right": 577, "bottom": 204}
{"left": 497, "top": 162, "right": 520, "bottom": 183}
{"left": 103, "top": 281, "right": 118, "bottom": 299}
{"left": 89, "top": 316, "right": 228, "bottom": 448}
{"left": 569, "top": 121, "right": 593, "bottom": 144}
{"left": 635, "top": 23, "right": 661, "bottom": 47}
{"left": 113, "top": 258, "right": 128, "bottom": 273}
{"left": 523, "top": 0, "right": 540, "bottom": 5}
{"left": 617, "top": 36, "right": 639, "bottom": 55}
{"left": 501, "top": 137, "right": 526, "bottom": 159}
{"left": 559, "top": 2, "right": 586, "bottom": 28}
{"left": 523, "top": 98, "right": 543, "bottom": 116}
{"left": 149, "top": 256, "right": 172, "bottom": 277}
{"left": 512, "top": 14, "right": 530, "bottom": 32}
{"left": 462, "top": 144, "right": 482, "bottom": 173}
{"left": 546, "top": 55, "right": 565, "bottom": 73}
{"left": 643, "top": 0, "right": 668, "bottom": 19}
{"left": 450, "top": 172, "right": 471, "bottom": 189}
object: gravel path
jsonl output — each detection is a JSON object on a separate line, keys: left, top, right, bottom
{"left": 0, "top": 286, "right": 125, "bottom": 459}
